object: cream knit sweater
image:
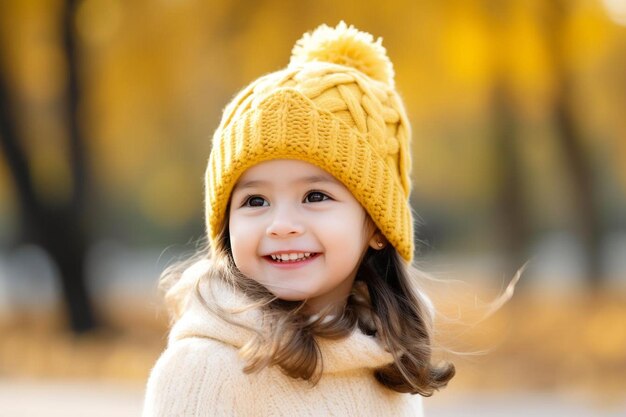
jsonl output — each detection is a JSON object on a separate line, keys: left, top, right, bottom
{"left": 142, "top": 260, "right": 424, "bottom": 416}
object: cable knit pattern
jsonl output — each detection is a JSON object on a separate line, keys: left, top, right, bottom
{"left": 205, "top": 22, "right": 415, "bottom": 262}
{"left": 143, "top": 260, "right": 424, "bottom": 416}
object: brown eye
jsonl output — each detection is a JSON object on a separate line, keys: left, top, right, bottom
{"left": 304, "top": 191, "right": 330, "bottom": 203}
{"left": 245, "top": 196, "right": 268, "bottom": 207}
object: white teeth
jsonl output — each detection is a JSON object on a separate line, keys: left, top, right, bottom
{"left": 269, "top": 252, "right": 314, "bottom": 262}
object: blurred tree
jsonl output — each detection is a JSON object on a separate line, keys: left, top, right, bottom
{"left": 491, "top": 82, "right": 530, "bottom": 272}
{"left": 0, "top": 0, "right": 97, "bottom": 333}
{"left": 544, "top": 0, "right": 604, "bottom": 288}
{"left": 482, "top": 0, "right": 605, "bottom": 285}
{"left": 485, "top": 0, "right": 531, "bottom": 272}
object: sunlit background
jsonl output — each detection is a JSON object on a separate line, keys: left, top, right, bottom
{"left": 0, "top": 0, "right": 625, "bottom": 416}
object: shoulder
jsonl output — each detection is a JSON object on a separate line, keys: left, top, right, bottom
{"left": 142, "top": 337, "right": 256, "bottom": 417}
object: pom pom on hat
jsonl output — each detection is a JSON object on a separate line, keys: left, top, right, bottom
{"left": 289, "top": 21, "right": 395, "bottom": 88}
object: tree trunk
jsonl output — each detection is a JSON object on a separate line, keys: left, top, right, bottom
{"left": 0, "top": 0, "right": 98, "bottom": 333}
{"left": 484, "top": 0, "right": 531, "bottom": 274}
{"left": 491, "top": 84, "right": 529, "bottom": 273}
{"left": 544, "top": 0, "right": 604, "bottom": 289}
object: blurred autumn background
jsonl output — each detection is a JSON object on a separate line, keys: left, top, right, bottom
{"left": 0, "top": 0, "right": 625, "bottom": 415}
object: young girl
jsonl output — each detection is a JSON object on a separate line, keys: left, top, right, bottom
{"left": 143, "top": 21, "right": 455, "bottom": 416}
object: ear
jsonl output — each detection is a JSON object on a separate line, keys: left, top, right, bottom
{"left": 368, "top": 233, "right": 387, "bottom": 250}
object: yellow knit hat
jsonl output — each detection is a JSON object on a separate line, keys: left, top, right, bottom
{"left": 205, "top": 21, "right": 415, "bottom": 262}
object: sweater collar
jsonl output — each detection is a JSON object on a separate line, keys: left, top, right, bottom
{"left": 168, "top": 260, "right": 394, "bottom": 374}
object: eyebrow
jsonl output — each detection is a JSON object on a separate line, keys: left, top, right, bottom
{"left": 234, "top": 175, "right": 339, "bottom": 191}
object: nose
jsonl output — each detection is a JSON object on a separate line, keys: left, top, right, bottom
{"left": 265, "top": 205, "right": 305, "bottom": 238}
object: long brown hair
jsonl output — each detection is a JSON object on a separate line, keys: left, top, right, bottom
{"left": 160, "top": 223, "right": 454, "bottom": 395}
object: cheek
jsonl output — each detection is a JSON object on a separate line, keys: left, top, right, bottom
{"left": 228, "top": 213, "right": 256, "bottom": 270}
{"left": 320, "top": 207, "right": 369, "bottom": 251}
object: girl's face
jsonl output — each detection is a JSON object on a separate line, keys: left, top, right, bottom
{"left": 228, "top": 159, "right": 378, "bottom": 312}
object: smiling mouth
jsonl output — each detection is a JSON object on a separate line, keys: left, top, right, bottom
{"left": 264, "top": 253, "right": 320, "bottom": 263}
